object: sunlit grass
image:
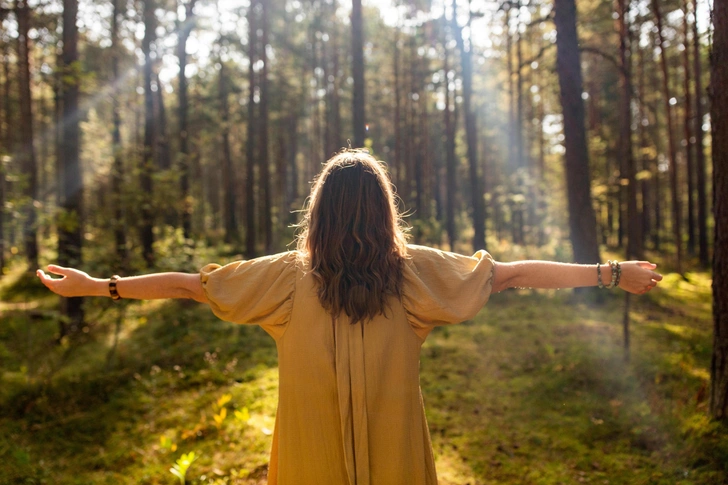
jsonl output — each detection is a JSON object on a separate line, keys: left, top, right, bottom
{"left": 0, "top": 261, "right": 725, "bottom": 484}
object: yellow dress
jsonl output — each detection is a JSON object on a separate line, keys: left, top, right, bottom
{"left": 200, "top": 245, "right": 495, "bottom": 485}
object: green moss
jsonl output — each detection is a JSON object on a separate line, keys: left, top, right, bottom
{"left": 0, "top": 269, "right": 723, "bottom": 484}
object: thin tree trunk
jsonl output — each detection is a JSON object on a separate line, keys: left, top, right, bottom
{"left": 219, "top": 62, "right": 237, "bottom": 244}
{"left": 452, "top": 0, "right": 486, "bottom": 251}
{"left": 516, "top": 4, "right": 524, "bottom": 170}
{"left": 351, "top": 0, "right": 365, "bottom": 147}
{"left": 393, "top": 26, "right": 401, "bottom": 190}
{"left": 444, "top": 36, "right": 457, "bottom": 252}
{"left": 694, "top": 0, "right": 709, "bottom": 266}
{"left": 683, "top": 0, "right": 696, "bottom": 255}
{"left": 652, "top": 0, "right": 683, "bottom": 274}
{"left": 506, "top": 7, "right": 515, "bottom": 171}
{"left": 259, "top": 0, "right": 272, "bottom": 253}
{"left": 637, "top": 40, "right": 651, "bottom": 250}
{"left": 553, "top": 0, "right": 600, "bottom": 264}
{"left": 140, "top": 0, "right": 156, "bottom": 267}
{"left": 618, "top": 0, "right": 641, "bottom": 260}
{"left": 58, "top": 0, "right": 83, "bottom": 334}
{"left": 16, "top": 0, "right": 38, "bottom": 269}
{"left": 245, "top": 0, "right": 257, "bottom": 258}
{"left": 154, "top": 73, "right": 171, "bottom": 171}
{"left": 709, "top": 0, "right": 728, "bottom": 421}
{"left": 178, "top": 0, "right": 196, "bottom": 241}
{"left": 110, "top": 0, "right": 126, "bottom": 268}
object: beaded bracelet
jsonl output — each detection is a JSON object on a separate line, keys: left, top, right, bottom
{"left": 606, "top": 260, "right": 620, "bottom": 289}
{"left": 596, "top": 263, "right": 606, "bottom": 289}
{"left": 109, "top": 275, "right": 122, "bottom": 301}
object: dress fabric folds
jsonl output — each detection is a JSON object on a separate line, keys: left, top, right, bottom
{"left": 200, "top": 245, "right": 495, "bottom": 485}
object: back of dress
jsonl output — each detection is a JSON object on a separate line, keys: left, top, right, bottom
{"left": 201, "top": 245, "right": 495, "bottom": 485}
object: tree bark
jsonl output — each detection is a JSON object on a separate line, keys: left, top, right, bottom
{"left": 618, "top": 0, "right": 641, "bottom": 259}
{"left": 110, "top": 0, "right": 126, "bottom": 268}
{"left": 351, "top": 0, "right": 365, "bottom": 147}
{"left": 219, "top": 62, "right": 237, "bottom": 244}
{"left": 16, "top": 0, "right": 38, "bottom": 269}
{"left": 553, "top": 0, "right": 600, "bottom": 263}
{"left": 58, "top": 0, "right": 83, "bottom": 334}
{"left": 444, "top": 34, "right": 457, "bottom": 252}
{"left": 259, "top": 0, "right": 272, "bottom": 252}
{"left": 652, "top": 0, "right": 683, "bottom": 274}
{"left": 710, "top": 0, "right": 728, "bottom": 421}
{"left": 683, "top": 0, "right": 696, "bottom": 256}
{"left": 694, "top": 0, "right": 709, "bottom": 266}
{"left": 140, "top": 0, "right": 156, "bottom": 267}
{"left": 452, "top": 0, "right": 486, "bottom": 251}
{"left": 178, "top": 0, "right": 196, "bottom": 241}
{"left": 245, "top": 0, "right": 257, "bottom": 258}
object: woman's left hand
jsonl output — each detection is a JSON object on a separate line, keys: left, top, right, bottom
{"left": 617, "top": 261, "right": 663, "bottom": 295}
{"left": 37, "top": 265, "right": 103, "bottom": 298}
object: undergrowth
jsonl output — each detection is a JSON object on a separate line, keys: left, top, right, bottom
{"left": 0, "top": 257, "right": 724, "bottom": 484}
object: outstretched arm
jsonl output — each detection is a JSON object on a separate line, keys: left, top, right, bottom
{"left": 491, "top": 260, "right": 662, "bottom": 295}
{"left": 37, "top": 265, "right": 208, "bottom": 303}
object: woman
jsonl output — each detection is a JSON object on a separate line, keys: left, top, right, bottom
{"left": 37, "top": 150, "right": 661, "bottom": 485}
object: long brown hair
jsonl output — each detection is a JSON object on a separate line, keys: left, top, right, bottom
{"left": 297, "top": 150, "right": 409, "bottom": 324}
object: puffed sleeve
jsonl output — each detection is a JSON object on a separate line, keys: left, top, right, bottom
{"left": 402, "top": 245, "right": 495, "bottom": 340}
{"left": 199, "top": 251, "right": 298, "bottom": 340}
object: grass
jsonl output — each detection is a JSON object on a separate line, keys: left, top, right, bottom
{"left": 0, "top": 262, "right": 725, "bottom": 484}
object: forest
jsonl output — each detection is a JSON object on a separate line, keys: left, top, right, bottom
{"left": 1, "top": 0, "right": 728, "bottom": 483}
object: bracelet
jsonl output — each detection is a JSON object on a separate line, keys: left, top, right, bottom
{"left": 596, "top": 263, "right": 605, "bottom": 289}
{"left": 614, "top": 261, "right": 622, "bottom": 287}
{"left": 606, "top": 260, "right": 619, "bottom": 289}
{"left": 109, "top": 275, "right": 122, "bottom": 300}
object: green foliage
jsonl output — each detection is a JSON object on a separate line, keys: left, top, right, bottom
{"left": 0, "top": 260, "right": 723, "bottom": 484}
{"left": 170, "top": 451, "right": 199, "bottom": 484}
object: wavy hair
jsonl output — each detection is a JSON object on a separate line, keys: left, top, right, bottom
{"left": 296, "top": 150, "right": 409, "bottom": 324}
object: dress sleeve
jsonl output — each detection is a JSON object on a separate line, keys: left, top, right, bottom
{"left": 402, "top": 245, "right": 495, "bottom": 339}
{"left": 199, "top": 251, "right": 297, "bottom": 339}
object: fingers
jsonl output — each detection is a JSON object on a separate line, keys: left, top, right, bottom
{"left": 46, "top": 264, "right": 71, "bottom": 277}
{"left": 637, "top": 261, "right": 657, "bottom": 269}
{"left": 36, "top": 269, "right": 59, "bottom": 292}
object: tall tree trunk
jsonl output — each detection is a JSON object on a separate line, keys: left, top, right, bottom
{"left": 2, "top": 41, "right": 11, "bottom": 155}
{"left": 553, "top": 0, "right": 600, "bottom": 264}
{"left": 392, "top": 26, "right": 401, "bottom": 189}
{"left": 58, "top": 0, "right": 83, "bottom": 334}
{"left": 452, "top": 0, "right": 486, "bottom": 251}
{"left": 1, "top": 39, "right": 8, "bottom": 277}
{"left": 618, "top": 0, "right": 641, "bottom": 259}
{"left": 683, "top": 0, "right": 696, "bottom": 255}
{"left": 16, "top": 0, "right": 38, "bottom": 269}
{"left": 637, "top": 41, "right": 652, "bottom": 250}
{"left": 515, "top": 4, "right": 524, "bottom": 170}
{"left": 245, "top": 0, "right": 257, "bottom": 258}
{"left": 219, "top": 62, "right": 237, "bottom": 244}
{"left": 178, "top": 0, "right": 196, "bottom": 241}
{"left": 444, "top": 36, "right": 457, "bottom": 252}
{"left": 710, "top": 0, "right": 728, "bottom": 421}
{"left": 506, "top": 7, "right": 515, "bottom": 171}
{"left": 351, "top": 0, "right": 365, "bottom": 147}
{"left": 694, "top": 0, "right": 709, "bottom": 266}
{"left": 154, "top": 73, "right": 171, "bottom": 172}
{"left": 259, "top": 0, "right": 272, "bottom": 252}
{"left": 140, "top": 0, "right": 156, "bottom": 267}
{"left": 110, "top": 0, "right": 126, "bottom": 268}
{"left": 652, "top": 0, "right": 683, "bottom": 274}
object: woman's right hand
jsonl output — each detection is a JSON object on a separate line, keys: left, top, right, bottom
{"left": 37, "top": 265, "right": 105, "bottom": 298}
{"left": 617, "top": 261, "right": 663, "bottom": 294}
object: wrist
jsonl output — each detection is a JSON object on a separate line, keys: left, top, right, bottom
{"left": 91, "top": 277, "right": 110, "bottom": 297}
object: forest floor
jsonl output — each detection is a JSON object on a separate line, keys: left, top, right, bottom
{"left": 0, "top": 258, "right": 726, "bottom": 485}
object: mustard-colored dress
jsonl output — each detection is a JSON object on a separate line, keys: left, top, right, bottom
{"left": 200, "top": 245, "right": 495, "bottom": 485}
